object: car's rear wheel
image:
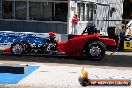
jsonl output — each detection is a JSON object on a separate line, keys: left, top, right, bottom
{"left": 11, "top": 43, "right": 24, "bottom": 56}
{"left": 84, "top": 41, "right": 106, "bottom": 61}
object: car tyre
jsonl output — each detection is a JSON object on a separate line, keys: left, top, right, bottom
{"left": 85, "top": 41, "right": 106, "bottom": 61}
{"left": 11, "top": 43, "right": 24, "bottom": 56}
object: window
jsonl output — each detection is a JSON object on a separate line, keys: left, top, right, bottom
{"left": 29, "top": 2, "right": 41, "bottom": 20}
{"left": 2, "top": 1, "right": 14, "bottom": 19}
{"left": 77, "top": 3, "right": 85, "bottom": 21}
{"left": 41, "top": 2, "right": 53, "bottom": 21}
{"left": 80, "top": 3, "right": 85, "bottom": 21}
{"left": 77, "top": 3, "right": 96, "bottom": 21}
{"left": 54, "top": 3, "right": 68, "bottom": 21}
{"left": 85, "top": 4, "right": 89, "bottom": 21}
{"left": 0, "top": 0, "right": 1, "bottom": 18}
{"left": 89, "top": 4, "right": 93, "bottom": 21}
{"left": 15, "top": 1, "right": 27, "bottom": 20}
{"left": 29, "top": 2, "right": 53, "bottom": 21}
{"left": 77, "top": 3, "right": 81, "bottom": 20}
{"left": 1, "top": 1, "right": 68, "bottom": 22}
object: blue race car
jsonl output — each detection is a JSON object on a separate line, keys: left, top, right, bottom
{"left": 0, "top": 32, "right": 57, "bottom": 55}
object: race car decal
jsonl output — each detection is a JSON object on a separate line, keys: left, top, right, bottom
{"left": 124, "top": 36, "right": 132, "bottom": 50}
{"left": 0, "top": 32, "right": 49, "bottom": 47}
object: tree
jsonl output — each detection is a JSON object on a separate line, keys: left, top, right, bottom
{"left": 123, "top": 0, "right": 132, "bottom": 19}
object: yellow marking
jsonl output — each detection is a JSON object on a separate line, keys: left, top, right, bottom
{"left": 124, "top": 41, "right": 132, "bottom": 50}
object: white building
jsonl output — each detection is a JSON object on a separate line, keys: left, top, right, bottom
{"left": 0, "top": 0, "right": 123, "bottom": 34}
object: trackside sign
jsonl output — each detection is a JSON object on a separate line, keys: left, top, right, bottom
{"left": 79, "top": 67, "right": 131, "bottom": 86}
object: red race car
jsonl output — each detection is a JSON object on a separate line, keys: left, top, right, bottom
{"left": 56, "top": 26, "right": 116, "bottom": 60}
{"left": 4, "top": 26, "right": 116, "bottom": 61}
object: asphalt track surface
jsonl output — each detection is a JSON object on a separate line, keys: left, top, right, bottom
{"left": 0, "top": 52, "right": 131, "bottom": 69}
{"left": 0, "top": 51, "right": 132, "bottom": 88}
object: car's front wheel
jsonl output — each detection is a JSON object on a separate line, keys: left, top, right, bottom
{"left": 84, "top": 41, "right": 106, "bottom": 61}
{"left": 11, "top": 43, "right": 24, "bottom": 56}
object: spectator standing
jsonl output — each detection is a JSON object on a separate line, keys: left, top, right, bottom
{"left": 72, "top": 14, "right": 79, "bottom": 35}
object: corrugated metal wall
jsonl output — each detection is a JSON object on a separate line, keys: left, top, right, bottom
{"left": 96, "top": 4, "right": 109, "bottom": 33}
{"left": 76, "top": 0, "right": 123, "bottom": 34}
{"left": 0, "top": 20, "right": 67, "bottom": 34}
{"left": 97, "top": 0, "right": 123, "bottom": 33}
